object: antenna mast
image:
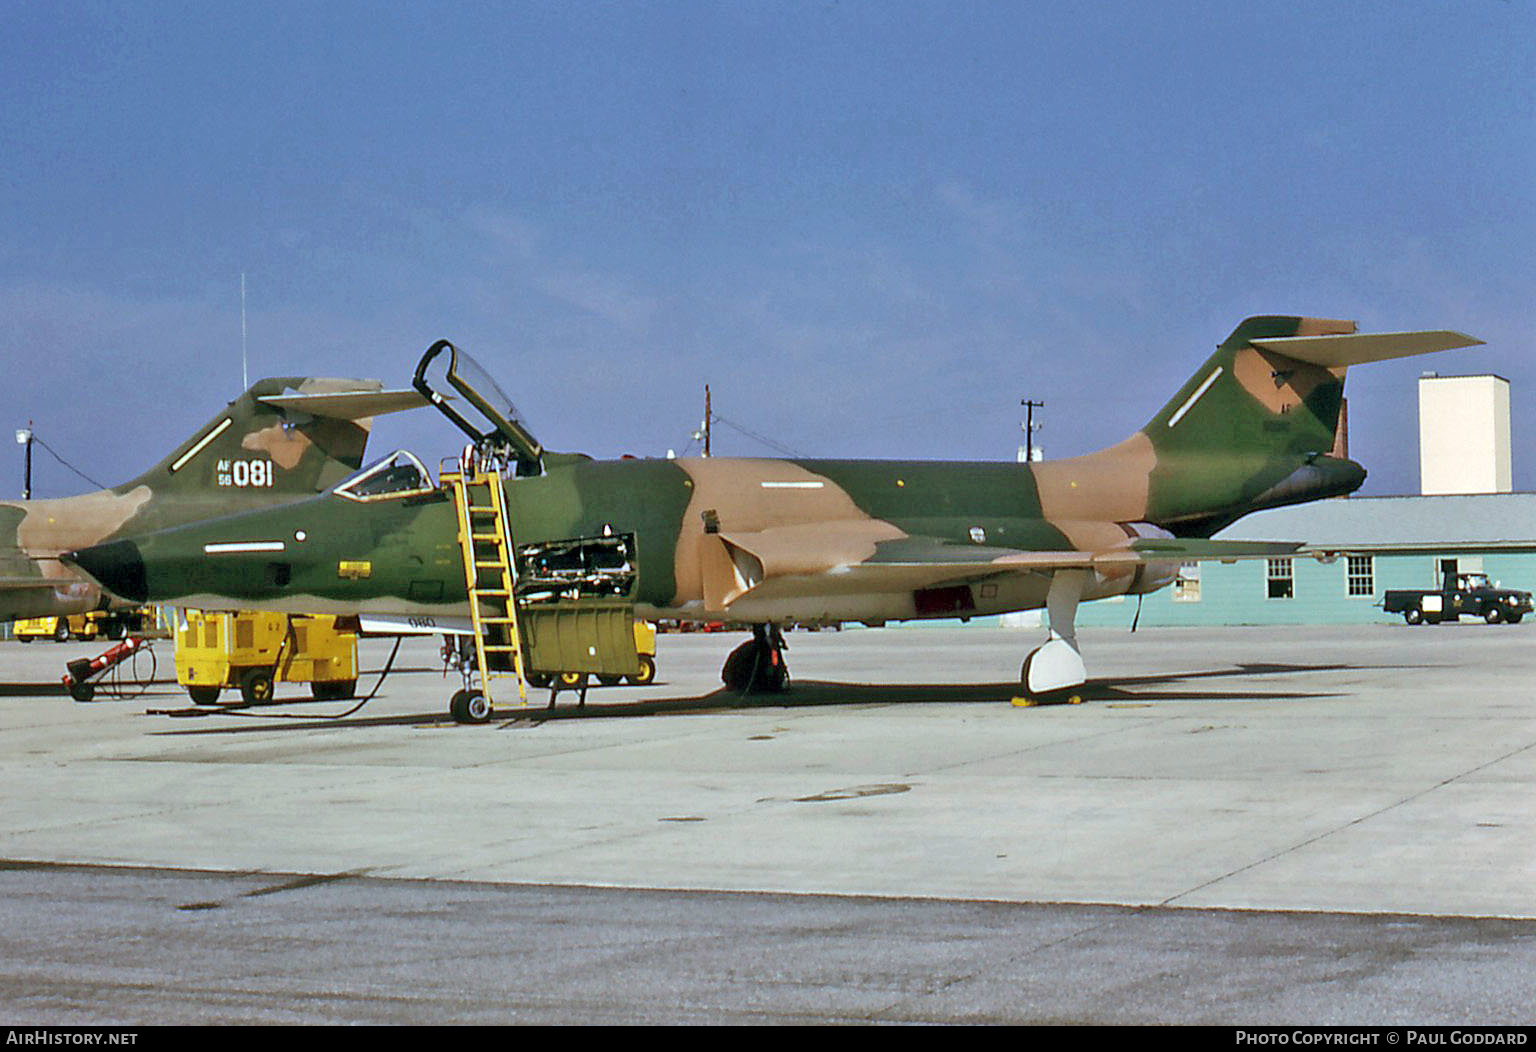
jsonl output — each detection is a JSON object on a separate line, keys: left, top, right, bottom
{"left": 241, "top": 272, "right": 248, "bottom": 391}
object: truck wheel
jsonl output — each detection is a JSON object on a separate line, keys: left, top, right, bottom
{"left": 1404, "top": 607, "right": 1423, "bottom": 625}
{"left": 1485, "top": 607, "right": 1504, "bottom": 624}
{"left": 1508, "top": 613, "right": 1524, "bottom": 624}
{"left": 188, "top": 686, "right": 221, "bottom": 705}
{"left": 52, "top": 622, "right": 69, "bottom": 643}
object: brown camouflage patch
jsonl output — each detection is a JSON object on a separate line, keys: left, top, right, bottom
{"left": 240, "top": 423, "right": 314, "bottom": 469}
{"left": 1031, "top": 432, "right": 1156, "bottom": 526}
{"left": 675, "top": 458, "right": 906, "bottom": 607}
{"left": 11, "top": 485, "right": 153, "bottom": 579}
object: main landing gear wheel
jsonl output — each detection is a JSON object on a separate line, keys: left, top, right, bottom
{"left": 1013, "top": 636, "right": 1087, "bottom": 707}
{"left": 449, "top": 688, "right": 491, "bottom": 724}
{"left": 1013, "top": 570, "right": 1091, "bottom": 708}
{"left": 721, "top": 625, "right": 789, "bottom": 694}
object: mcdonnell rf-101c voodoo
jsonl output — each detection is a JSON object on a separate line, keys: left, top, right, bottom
{"left": 1, "top": 376, "right": 424, "bottom": 627}
{"left": 65, "top": 317, "right": 1480, "bottom": 718}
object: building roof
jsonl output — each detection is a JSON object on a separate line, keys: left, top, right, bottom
{"left": 1215, "top": 493, "right": 1536, "bottom": 553}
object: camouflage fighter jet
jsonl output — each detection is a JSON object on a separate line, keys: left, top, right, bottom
{"left": 64, "top": 317, "right": 1480, "bottom": 703}
{"left": 3, "top": 376, "right": 424, "bottom": 626}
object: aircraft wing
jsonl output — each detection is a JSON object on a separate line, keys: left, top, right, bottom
{"left": 256, "top": 389, "right": 429, "bottom": 420}
{"left": 0, "top": 577, "right": 77, "bottom": 590}
{"left": 702, "top": 527, "right": 1301, "bottom": 606}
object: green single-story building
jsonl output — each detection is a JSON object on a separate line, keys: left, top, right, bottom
{"left": 1075, "top": 493, "right": 1536, "bottom": 628}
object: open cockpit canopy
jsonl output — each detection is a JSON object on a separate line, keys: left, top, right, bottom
{"left": 413, "top": 339, "right": 543, "bottom": 474}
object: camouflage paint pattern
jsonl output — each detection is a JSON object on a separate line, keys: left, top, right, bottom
{"left": 0, "top": 377, "right": 383, "bottom": 621}
{"left": 66, "top": 317, "right": 1477, "bottom": 628}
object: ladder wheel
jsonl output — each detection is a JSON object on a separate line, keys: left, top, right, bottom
{"left": 450, "top": 689, "right": 491, "bottom": 724}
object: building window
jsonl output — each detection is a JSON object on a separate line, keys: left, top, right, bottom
{"left": 1346, "top": 555, "right": 1374, "bottom": 598}
{"left": 1266, "top": 558, "right": 1294, "bottom": 600}
{"left": 1173, "top": 562, "right": 1201, "bottom": 602}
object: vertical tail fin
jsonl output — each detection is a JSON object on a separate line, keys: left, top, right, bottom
{"left": 120, "top": 377, "right": 413, "bottom": 498}
{"left": 1141, "top": 316, "right": 1481, "bottom": 530}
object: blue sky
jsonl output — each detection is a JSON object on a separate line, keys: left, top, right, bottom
{"left": 2, "top": 1, "right": 1531, "bottom": 497}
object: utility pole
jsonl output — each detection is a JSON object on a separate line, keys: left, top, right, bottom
{"left": 704, "top": 384, "right": 712, "bottom": 457}
{"left": 15, "top": 422, "right": 32, "bottom": 499}
{"left": 1020, "top": 399, "right": 1044, "bottom": 463}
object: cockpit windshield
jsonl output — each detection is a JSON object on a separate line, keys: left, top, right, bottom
{"left": 334, "top": 450, "right": 435, "bottom": 502}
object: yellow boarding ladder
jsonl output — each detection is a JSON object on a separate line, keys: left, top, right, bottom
{"left": 445, "top": 465, "right": 528, "bottom": 706}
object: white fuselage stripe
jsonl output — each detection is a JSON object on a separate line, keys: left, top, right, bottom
{"left": 203, "top": 541, "right": 286, "bottom": 554}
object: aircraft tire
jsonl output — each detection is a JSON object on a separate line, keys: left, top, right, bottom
{"left": 450, "top": 689, "right": 491, "bottom": 724}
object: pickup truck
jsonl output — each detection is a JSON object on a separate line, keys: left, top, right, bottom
{"left": 1383, "top": 571, "right": 1533, "bottom": 625}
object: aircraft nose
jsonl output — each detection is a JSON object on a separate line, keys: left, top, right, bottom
{"left": 63, "top": 540, "right": 149, "bottom": 603}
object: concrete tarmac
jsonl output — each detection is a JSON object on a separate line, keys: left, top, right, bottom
{"left": 2, "top": 623, "right": 1534, "bottom": 1023}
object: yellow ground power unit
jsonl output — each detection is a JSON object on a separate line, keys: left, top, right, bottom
{"left": 174, "top": 610, "right": 358, "bottom": 705}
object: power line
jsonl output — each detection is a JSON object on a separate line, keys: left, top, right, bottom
{"left": 30, "top": 435, "right": 108, "bottom": 491}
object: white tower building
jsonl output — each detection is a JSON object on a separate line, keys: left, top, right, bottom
{"left": 1418, "top": 373, "right": 1512, "bottom": 495}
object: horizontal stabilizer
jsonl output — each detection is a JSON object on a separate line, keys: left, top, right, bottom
{"left": 0, "top": 577, "right": 79, "bottom": 590}
{"left": 257, "top": 389, "right": 429, "bottom": 421}
{"left": 1126, "top": 537, "right": 1303, "bottom": 560}
{"left": 1251, "top": 330, "right": 1483, "bottom": 368}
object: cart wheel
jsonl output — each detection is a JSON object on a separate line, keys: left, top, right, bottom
{"left": 52, "top": 622, "right": 69, "bottom": 643}
{"left": 313, "top": 680, "right": 356, "bottom": 701}
{"left": 525, "top": 671, "right": 552, "bottom": 689}
{"left": 450, "top": 689, "right": 491, "bottom": 724}
{"left": 596, "top": 674, "right": 623, "bottom": 687}
{"left": 67, "top": 680, "right": 95, "bottom": 703}
{"left": 626, "top": 655, "right": 657, "bottom": 686}
{"left": 239, "top": 668, "right": 275, "bottom": 704}
{"left": 558, "top": 671, "right": 587, "bottom": 689}
{"left": 188, "top": 685, "right": 221, "bottom": 705}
